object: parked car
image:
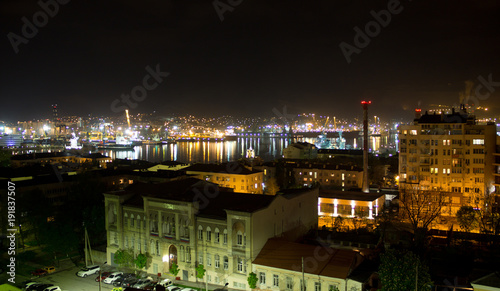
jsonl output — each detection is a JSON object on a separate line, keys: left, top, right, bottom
{"left": 121, "top": 277, "right": 139, "bottom": 287}
{"left": 157, "top": 279, "right": 173, "bottom": 287}
{"left": 31, "top": 269, "right": 47, "bottom": 277}
{"left": 76, "top": 265, "right": 100, "bottom": 277}
{"left": 26, "top": 284, "right": 45, "bottom": 291}
{"left": 95, "top": 271, "right": 112, "bottom": 282}
{"left": 166, "top": 286, "right": 182, "bottom": 291}
{"left": 23, "top": 280, "right": 39, "bottom": 289}
{"left": 180, "top": 288, "right": 196, "bottom": 291}
{"left": 103, "top": 272, "right": 124, "bottom": 284}
{"left": 143, "top": 280, "right": 158, "bottom": 290}
{"left": 31, "top": 284, "right": 53, "bottom": 291}
{"left": 43, "top": 286, "right": 61, "bottom": 291}
{"left": 133, "top": 278, "right": 152, "bottom": 289}
{"left": 42, "top": 266, "right": 56, "bottom": 274}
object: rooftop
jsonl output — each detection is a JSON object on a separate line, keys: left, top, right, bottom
{"left": 253, "top": 238, "right": 357, "bottom": 279}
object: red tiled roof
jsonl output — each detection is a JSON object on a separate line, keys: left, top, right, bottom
{"left": 253, "top": 238, "right": 356, "bottom": 279}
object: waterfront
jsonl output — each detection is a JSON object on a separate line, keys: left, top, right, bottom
{"left": 100, "top": 137, "right": 294, "bottom": 163}
{"left": 8, "top": 136, "right": 352, "bottom": 164}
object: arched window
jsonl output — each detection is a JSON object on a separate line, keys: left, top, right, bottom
{"left": 223, "top": 256, "right": 228, "bottom": 270}
{"left": 150, "top": 240, "right": 155, "bottom": 255}
{"left": 214, "top": 228, "right": 220, "bottom": 243}
{"left": 206, "top": 226, "right": 212, "bottom": 242}
{"left": 214, "top": 254, "right": 220, "bottom": 268}
{"left": 131, "top": 214, "right": 135, "bottom": 227}
{"left": 124, "top": 213, "right": 128, "bottom": 227}
{"left": 198, "top": 225, "right": 203, "bottom": 240}
{"left": 179, "top": 246, "right": 185, "bottom": 262}
{"left": 186, "top": 246, "right": 191, "bottom": 263}
{"left": 223, "top": 229, "right": 228, "bottom": 244}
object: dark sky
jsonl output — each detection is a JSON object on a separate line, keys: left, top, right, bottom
{"left": 1, "top": 0, "right": 500, "bottom": 122}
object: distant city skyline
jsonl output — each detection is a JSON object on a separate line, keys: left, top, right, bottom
{"left": 1, "top": 0, "right": 500, "bottom": 122}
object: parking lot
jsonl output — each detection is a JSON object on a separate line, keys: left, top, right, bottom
{"left": 28, "top": 265, "right": 117, "bottom": 291}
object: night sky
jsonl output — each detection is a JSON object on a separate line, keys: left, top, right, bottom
{"left": 1, "top": 0, "right": 500, "bottom": 122}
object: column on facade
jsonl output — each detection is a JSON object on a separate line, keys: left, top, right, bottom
{"left": 175, "top": 213, "right": 180, "bottom": 240}
{"left": 368, "top": 202, "right": 373, "bottom": 219}
{"left": 158, "top": 211, "right": 162, "bottom": 237}
{"left": 333, "top": 199, "right": 338, "bottom": 217}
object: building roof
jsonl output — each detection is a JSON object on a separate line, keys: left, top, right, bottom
{"left": 319, "top": 189, "right": 385, "bottom": 201}
{"left": 118, "top": 178, "right": 278, "bottom": 219}
{"left": 416, "top": 112, "right": 469, "bottom": 124}
{"left": 288, "top": 142, "right": 316, "bottom": 150}
{"left": 253, "top": 238, "right": 356, "bottom": 279}
{"left": 317, "top": 149, "right": 363, "bottom": 156}
{"left": 184, "top": 163, "right": 261, "bottom": 175}
{"left": 471, "top": 272, "right": 500, "bottom": 288}
{"left": 10, "top": 152, "right": 73, "bottom": 160}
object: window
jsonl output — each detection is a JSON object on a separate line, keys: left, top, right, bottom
{"left": 259, "top": 272, "right": 266, "bottom": 284}
{"left": 186, "top": 246, "right": 191, "bottom": 263}
{"left": 223, "top": 230, "right": 228, "bottom": 244}
{"left": 156, "top": 241, "right": 159, "bottom": 255}
{"left": 237, "top": 232, "right": 243, "bottom": 246}
{"left": 215, "top": 229, "right": 220, "bottom": 243}
{"left": 198, "top": 254, "right": 203, "bottom": 265}
{"left": 314, "top": 282, "right": 321, "bottom": 291}
{"left": 207, "top": 254, "right": 211, "bottom": 266}
{"left": 198, "top": 225, "right": 203, "bottom": 240}
{"left": 223, "top": 256, "right": 228, "bottom": 270}
{"left": 215, "top": 255, "right": 220, "bottom": 268}
{"left": 286, "top": 277, "right": 293, "bottom": 290}
{"left": 206, "top": 227, "right": 212, "bottom": 242}
{"left": 237, "top": 258, "right": 243, "bottom": 272}
{"left": 473, "top": 139, "right": 484, "bottom": 145}
{"left": 273, "top": 275, "right": 279, "bottom": 287}
{"left": 180, "top": 246, "right": 185, "bottom": 262}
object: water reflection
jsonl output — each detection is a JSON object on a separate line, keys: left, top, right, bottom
{"left": 99, "top": 137, "right": 296, "bottom": 163}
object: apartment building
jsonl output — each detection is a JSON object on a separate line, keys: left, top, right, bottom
{"left": 259, "top": 161, "right": 363, "bottom": 189}
{"left": 104, "top": 177, "right": 318, "bottom": 290}
{"left": 398, "top": 109, "right": 497, "bottom": 216}
{"left": 184, "top": 163, "right": 264, "bottom": 194}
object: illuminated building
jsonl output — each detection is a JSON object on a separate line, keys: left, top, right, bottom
{"left": 103, "top": 178, "right": 318, "bottom": 289}
{"left": 184, "top": 163, "right": 263, "bottom": 194}
{"left": 398, "top": 108, "right": 497, "bottom": 216}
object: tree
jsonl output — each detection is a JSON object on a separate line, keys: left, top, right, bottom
{"left": 398, "top": 186, "right": 447, "bottom": 243}
{"left": 134, "top": 252, "right": 152, "bottom": 270}
{"left": 332, "top": 216, "right": 344, "bottom": 231}
{"left": 247, "top": 272, "right": 258, "bottom": 289}
{"left": 195, "top": 263, "right": 206, "bottom": 279}
{"left": 456, "top": 206, "right": 478, "bottom": 233}
{"left": 169, "top": 262, "right": 180, "bottom": 277}
{"left": 114, "top": 249, "right": 135, "bottom": 268}
{"left": 379, "top": 250, "right": 432, "bottom": 291}
{"left": 265, "top": 177, "right": 280, "bottom": 195}
{"left": 0, "top": 150, "right": 11, "bottom": 167}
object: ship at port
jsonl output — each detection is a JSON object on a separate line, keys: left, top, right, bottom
{"left": 97, "top": 135, "right": 135, "bottom": 150}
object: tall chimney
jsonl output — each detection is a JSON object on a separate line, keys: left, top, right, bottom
{"left": 361, "top": 101, "right": 371, "bottom": 193}
{"left": 415, "top": 108, "right": 422, "bottom": 120}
